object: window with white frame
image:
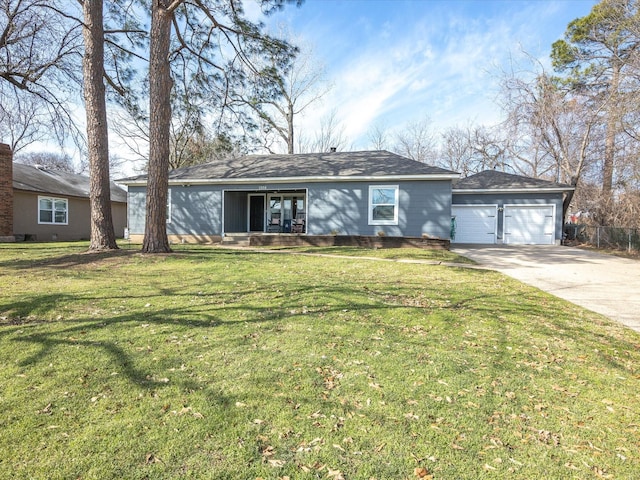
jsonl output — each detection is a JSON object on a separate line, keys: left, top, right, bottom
{"left": 368, "top": 185, "right": 399, "bottom": 225}
{"left": 38, "top": 196, "right": 68, "bottom": 225}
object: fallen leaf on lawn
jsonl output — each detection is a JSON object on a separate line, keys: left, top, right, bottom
{"left": 451, "top": 443, "right": 464, "bottom": 450}
{"left": 145, "top": 453, "right": 163, "bottom": 464}
{"left": 262, "top": 445, "right": 275, "bottom": 457}
{"left": 268, "top": 459, "right": 285, "bottom": 468}
{"left": 333, "top": 444, "right": 345, "bottom": 452}
{"left": 235, "top": 401, "right": 246, "bottom": 407}
{"left": 253, "top": 419, "right": 265, "bottom": 424}
{"left": 414, "top": 467, "right": 432, "bottom": 478}
{"left": 374, "top": 442, "right": 386, "bottom": 452}
{"left": 483, "top": 463, "right": 497, "bottom": 471}
{"left": 326, "top": 468, "right": 345, "bottom": 479}
{"left": 39, "top": 403, "right": 52, "bottom": 415}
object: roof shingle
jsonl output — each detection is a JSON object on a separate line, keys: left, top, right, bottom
{"left": 13, "top": 163, "right": 127, "bottom": 202}
{"left": 453, "top": 170, "right": 573, "bottom": 191}
{"left": 119, "top": 150, "right": 458, "bottom": 183}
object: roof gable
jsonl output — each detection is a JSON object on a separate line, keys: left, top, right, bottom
{"left": 453, "top": 170, "right": 573, "bottom": 192}
{"left": 13, "top": 163, "right": 127, "bottom": 202}
{"left": 119, "top": 150, "right": 458, "bottom": 184}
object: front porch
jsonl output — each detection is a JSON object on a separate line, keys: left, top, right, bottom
{"left": 223, "top": 189, "right": 307, "bottom": 235}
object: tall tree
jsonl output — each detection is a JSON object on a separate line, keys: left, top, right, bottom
{"left": 366, "top": 122, "right": 390, "bottom": 151}
{"left": 242, "top": 41, "right": 330, "bottom": 154}
{"left": 551, "top": 0, "right": 640, "bottom": 205}
{"left": 143, "top": 0, "right": 174, "bottom": 253}
{"left": 393, "top": 116, "right": 437, "bottom": 163}
{"left": 296, "top": 109, "right": 349, "bottom": 153}
{"left": 142, "top": 0, "right": 298, "bottom": 253}
{"left": 500, "top": 66, "right": 604, "bottom": 220}
{"left": 83, "top": 0, "right": 117, "bottom": 251}
{"left": 1, "top": 0, "right": 142, "bottom": 250}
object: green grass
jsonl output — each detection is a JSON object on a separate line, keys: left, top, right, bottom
{"left": 255, "top": 245, "right": 475, "bottom": 264}
{"left": 0, "top": 242, "right": 638, "bottom": 479}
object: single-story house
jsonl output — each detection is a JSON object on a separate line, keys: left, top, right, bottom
{"left": 452, "top": 170, "right": 574, "bottom": 245}
{"left": 0, "top": 144, "right": 128, "bottom": 242}
{"left": 119, "top": 150, "right": 575, "bottom": 247}
{"left": 120, "top": 150, "right": 460, "bottom": 244}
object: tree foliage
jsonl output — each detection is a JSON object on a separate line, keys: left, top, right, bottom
{"left": 141, "top": 0, "right": 299, "bottom": 253}
{"left": 239, "top": 39, "right": 330, "bottom": 154}
{"left": 0, "top": 0, "right": 84, "bottom": 149}
{"left": 14, "top": 150, "right": 78, "bottom": 172}
{"left": 551, "top": 0, "right": 640, "bottom": 215}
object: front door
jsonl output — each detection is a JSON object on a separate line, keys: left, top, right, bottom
{"left": 249, "top": 195, "right": 265, "bottom": 232}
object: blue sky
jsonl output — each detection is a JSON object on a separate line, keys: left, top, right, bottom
{"left": 257, "top": 0, "right": 599, "bottom": 150}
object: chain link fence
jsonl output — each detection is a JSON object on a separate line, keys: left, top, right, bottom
{"left": 564, "top": 224, "right": 640, "bottom": 253}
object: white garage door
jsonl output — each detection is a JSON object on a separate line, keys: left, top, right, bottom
{"left": 504, "top": 205, "right": 555, "bottom": 245}
{"left": 452, "top": 205, "right": 497, "bottom": 244}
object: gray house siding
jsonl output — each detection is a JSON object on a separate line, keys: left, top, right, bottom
{"left": 127, "top": 186, "right": 146, "bottom": 234}
{"left": 452, "top": 192, "right": 565, "bottom": 243}
{"left": 128, "top": 185, "right": 222, "bottom": 236}
{"left": 307, "top": 180, "right": 451, "bottom": 238}
{"left": 128, "top": 180, "right": 453, "bottom": 240}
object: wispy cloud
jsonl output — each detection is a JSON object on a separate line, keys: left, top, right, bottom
{"left": 274, "top": 0, "right": 597, "bottom": 149}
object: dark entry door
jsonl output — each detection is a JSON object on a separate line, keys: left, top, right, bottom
{"left": 249, "top": 195, "right": 265, "bottom": 232}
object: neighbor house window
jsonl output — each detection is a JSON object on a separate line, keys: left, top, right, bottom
{"left": 38, "top": 196, "right": 68, "bottom": 225}
{"left": 368, "top": 185, "right": 399, "bottom": 225}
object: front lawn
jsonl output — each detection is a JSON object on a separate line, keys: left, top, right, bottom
{"left": 0, "top": 243, "right": 638, "bottom": 479}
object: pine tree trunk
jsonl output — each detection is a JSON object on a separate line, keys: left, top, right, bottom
{"left": 602, "top": 60, "right": 620, "bottom": 199}
{"left": 142, "top": 0, "right": 172, "bottom": 253}
{"left": 83, "top": 0, "right": 118, "bottom": 251}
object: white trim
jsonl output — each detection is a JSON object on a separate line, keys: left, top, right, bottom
{"left": 368, "top": 185, "right": 399, "bottom": 226}
{"left": 37, "top": 195, "right": 69, "bottom": 225}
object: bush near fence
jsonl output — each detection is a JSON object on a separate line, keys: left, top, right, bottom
{"left": 564, "top": 224, "right": 640, "bottom": 252}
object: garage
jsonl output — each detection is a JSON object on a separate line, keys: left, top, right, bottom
{"left": 452, "top": 170, "right": 574, "bottom": 246}
{"left": 503, "top": 205, "right": 555, "bottom": 245}
{"left": 451, "top": 205, "right": 497, "bottom": 244}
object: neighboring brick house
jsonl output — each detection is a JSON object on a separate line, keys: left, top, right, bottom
{"left": 0, "top": 144, "right": 14, "bottom": 242}
{"left": 0, "top": 143, "right": 128, "bottom": 242}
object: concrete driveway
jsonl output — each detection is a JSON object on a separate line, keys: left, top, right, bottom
{"left": 452, "top": 245, "right": 640, "bottom": 332}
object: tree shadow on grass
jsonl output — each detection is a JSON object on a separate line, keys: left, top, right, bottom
{"left": 2, "top": 263, "right": 638, "bottom": 399}
{"left": 0, "top": 245, "right": 284, "bottom": 271}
